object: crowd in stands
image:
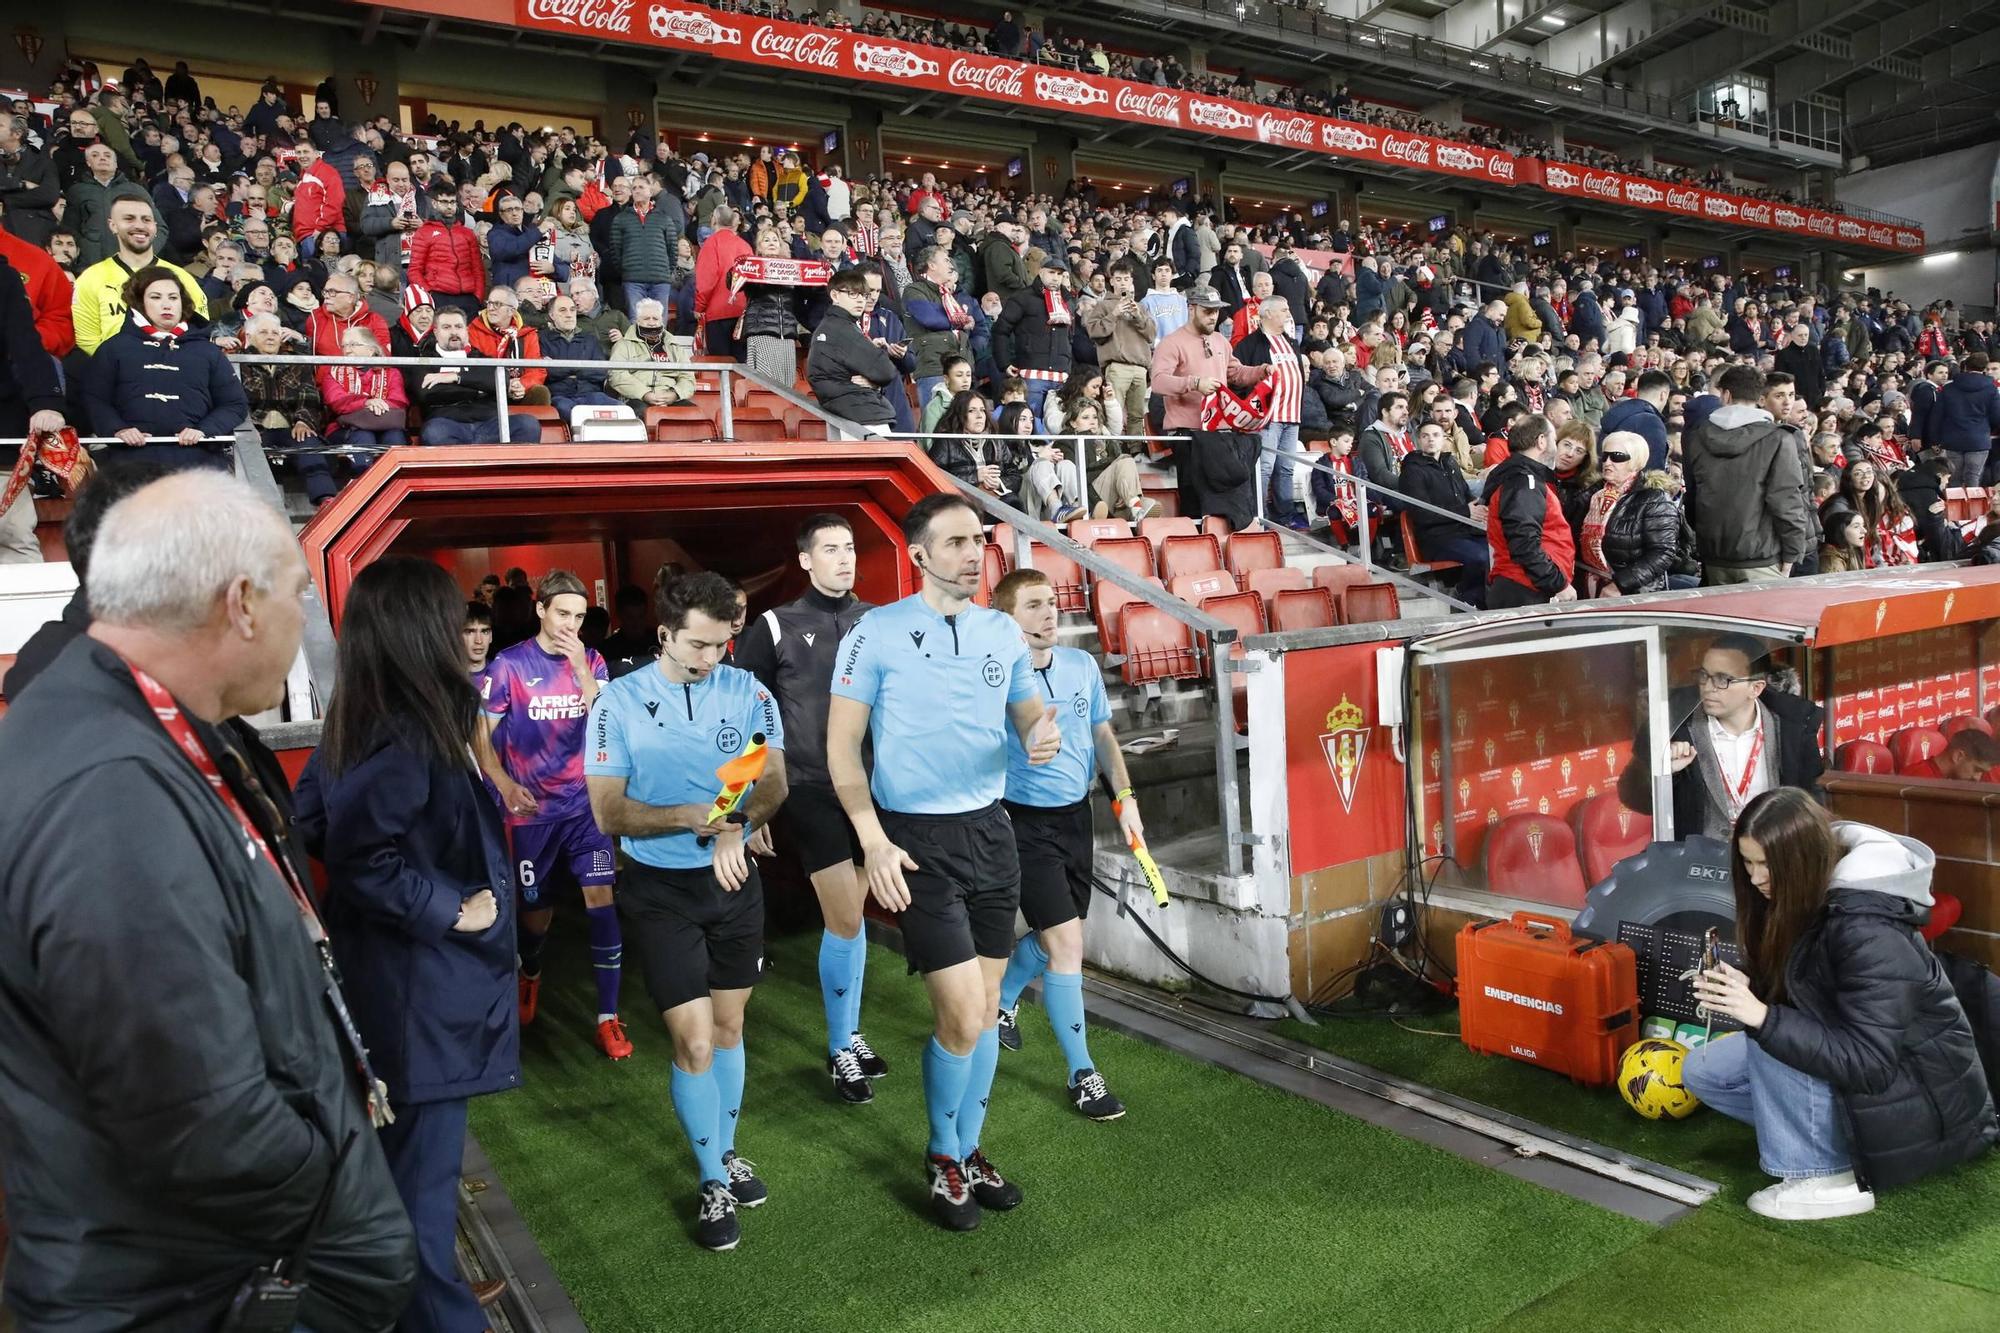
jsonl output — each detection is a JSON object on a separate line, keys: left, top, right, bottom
{"left": 708, "top": 0, "right": 1831, "bottom": 212}
{"left": 0, "top": 48, "right": 1988, "bottom": 610}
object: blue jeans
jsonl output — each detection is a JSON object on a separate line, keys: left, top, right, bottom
{"left": 551, "top": 391, "right": 622, "bottom": 422}
{"left": 622, "top": 281, "right": 674, "bottom": 316}
{"left": 1683, "top": 1032, "right": 1852, "bottom": 1178}
{"left": 1259, "top": 421, "right": 1299, "bottom": 520}
{"left": 1024, "top": 378, "right": 1055, "bottom": 426}
{"left": 915, "top": 375, "right": 944, "bottom": 414}
{"left": 420, "top": 414, "right": 544, "bottom": 445}
{"left": 1419, "top": 532, "right": 1490, "bottom": 608}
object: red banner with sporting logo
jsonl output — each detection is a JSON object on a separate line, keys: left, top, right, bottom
{"left": 502, "top": 1, "right": 1921, "bottom": 253}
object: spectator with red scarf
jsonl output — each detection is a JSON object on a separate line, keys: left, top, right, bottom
{"left": 693, "top": 205, "right": 751, "bottom": 360}
{"left": 467, "top": 285, "right": 549, "bottom": 405}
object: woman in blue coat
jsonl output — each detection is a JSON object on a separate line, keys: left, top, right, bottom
{"left": 295, "top": 556, "right": 520, "bottom": 1333}
{"left": 81, "top": 265, "right": 248, "bottom": 476}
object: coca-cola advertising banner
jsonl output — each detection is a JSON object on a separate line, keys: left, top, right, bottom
{"left": 508, "top": 1, "right": 1922, "bottom": 253}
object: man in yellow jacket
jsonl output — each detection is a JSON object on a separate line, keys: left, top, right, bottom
{"left": 71, "top": 197, "right": 207, "bottom": 354}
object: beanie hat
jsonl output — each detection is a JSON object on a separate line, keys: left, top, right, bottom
{"left": 402, "top": 283, "right": 434, "bottom": 315}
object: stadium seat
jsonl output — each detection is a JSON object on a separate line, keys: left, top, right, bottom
{"left": 1202, "top": 514, "right": 1233, "bottom": 563}
{"left": 991, "top": 523, "right": 1018, "bottom": 572}
{"left": 1484, "top": 813, "right": 1588, "bottom": 909}
{"left": 1246, "top": 566, "right": 1307, "bottom": 621}
{"left": 1093, "top": 536, "right": 1157, "bottom": 584}
{"left": 1942, "top": 714, "right": 1993, "bottom": 738}
{"left": 1341, "top": 582, "right": 1402, "bottom": 624}
{"left": 1271, "top": 586, "right": 1338, "bottom": 631}
{"left": 1118, "top": 603, "right": 1200, "bottom": 686}
{"left": 647, "top": 403, "right": 719, "bottom": 442}
{"left": 793, "top": 417, "right": 829, "bottom": 441}
{"left": 1311, "top": 563, "right": 1374, "bottom": 601}
{"left": 1197, "top": 591, "right": 1267, "bottom": 733}
{"left": 1946, "top": 487, "right": 1988, "bottom": 525}
{"left": 1570, "top": 792, "right": 1651, "bottom": 885}
{"left": 1068, "top": 517, "right": 1132, "bottom": 548}
{"left": 522, "top": 403, "right": 568, "bottom": 443}
{"left": 1095, "top": 576, "right": 1163, "bottom": 657}
{"left": 1887, "top": 727, "right": 1950, "bottom": 774}
{"left": 1141, "top": 486, "right": 1179, "bottom": 518}
{"left": 1225, "top": 529, "right": 1283, "bottom": 588}
{"left": 1158, "top": 534, "right": 1224, "bottom": 585}
{"left": 1400, "top": 513, "right": 1460, "bottom": 576}
{"left": 1168, "top": 570, "right": 1236, "bottom": 604}
{"left": 1833, "top": 739, "right": 1896, "bottom": 775}
{"left": 976, "top": 543, "right": 1005, "bottom": 607}
{"left": 1025, "top": 542, "right": 1087, "bottom": 613}
{"left": 1140, "top": 516, "right": 1198, "bottom": 565}
{"left": 727, "top": 407, "right": 790, "bottom": 442}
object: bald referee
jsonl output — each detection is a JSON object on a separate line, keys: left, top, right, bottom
{"left": 827, "top": 492, "right": 1062, "bottom": 1231}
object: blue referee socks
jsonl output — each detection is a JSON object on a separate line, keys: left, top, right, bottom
{"left": 670, "top": 1062, "right": 727, "bottom": 1186}
{"left": 956, "top": 1025, "right": 1001, "bottom": 1160}
{"left": 922, "top": 1037, "right": 972, "bottom": 1158}
{"left": 1042, "top": 970, "right": 1094, "bottom": 1081}
{"left": 999, "top": 934, "right": 1049, "bottom": 1012}
{"left": 584, "top": 902, "right": 622, "bottom": 1021}
{"left": 819, "top": 928, "right": 864, "bottom": 1057}
{"left": 712, "top": 1042, "right": 745, "bottom": 1158}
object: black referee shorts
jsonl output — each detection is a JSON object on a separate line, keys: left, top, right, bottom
{"left": 1004, "top": 799, "right": 1095, "bottom": 932}
{"left": 879, "top": 803, "right": 1020, "bottom": 974}
{"left": 618, "top": 859, "right": 765, "bottom": 1013}
{"left": 781, "top": 781, "right": 862, "bottom": 877}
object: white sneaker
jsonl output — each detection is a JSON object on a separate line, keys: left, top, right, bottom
{"left": 1745, "top": 1170, "right": 1876, "bottom": 1221}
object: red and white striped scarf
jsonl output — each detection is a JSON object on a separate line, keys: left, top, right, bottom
{"left": 851, "top": 223, "right": 880, "bottom": 256}
{"left": 132, "top": 313, "right": 188, "bottom": 344}
{"left": 1324, "top": 453, "right": 1359, "bottom": 533}
{"left": 329, "top": 364, "right": 394, "bottom": 399}
{"left": 1044, "top": 286, "right": 1072, "bottom": 327}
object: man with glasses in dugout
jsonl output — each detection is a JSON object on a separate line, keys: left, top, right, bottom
{"left": 1618, "top": 631, "right": 1824, "bottom": 841}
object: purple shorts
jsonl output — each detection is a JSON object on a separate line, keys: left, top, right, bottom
{"left": 506, "top": 810, "right": 616, "bottom": 904}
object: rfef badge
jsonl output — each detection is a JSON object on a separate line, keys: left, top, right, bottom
{"left": 1320, "top": 694, "right": 1368, "bottom": 812}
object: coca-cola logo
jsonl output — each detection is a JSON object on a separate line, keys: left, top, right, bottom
{"left": 1774, "top": 206, "right": 1806, "bottom": 228}
{"left": 1807, "top": 214, "right": 1836, "bottom": 236}
{"left": 947, "top": 57, "right": 1023, "bottom": 98}
{"left": 1702, "top": 196, "right": 1738, "bottom": 219}
{"left": 1115, "top": 87, "right": 1181, "bottom": 124}
{"left": 1667, "top": 188, "right": 1703, "bottom": 212}
{"left": 1033, "top": 72, "right": 1109, "bottom": 108}
{"left": 1487, "top": 152, "right": 1516, "bottom": 181}
{"left": 1582, "top": 171, "right": 1621, "bottom": 200}
{"left": 1321, "top": 123, "right": 1379, "bottom": 153}
{"left": 526, "top": 0, "right": 634, "bottom": 35}
{"left": 650, "top": 6, "right": 739, "bottom": 44}
{"left": 1740, "top": 202, "right": 1772, "bottom": 225}
{"left": 1255, "top": 113, "right": 1315, "bottom": 147}
{"left": 1382, "top": 133, "right": 1433, "bottom": 166}
{"left": 750, "top": 23, "right": 836, "bottom": 65}
{"left": 1188, "top": 98, "right": 1253, "bottom": 131}
{"left": 852, "top": 41, "right": 937, "bottom": 79}
{"left": 1545, "top": 164, "right": 1581, "bottom": 191}
{"left": 1625, "top": 181, "right": 1663, "bottom": 205}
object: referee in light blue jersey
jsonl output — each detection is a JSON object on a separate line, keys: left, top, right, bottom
{"left": 826, "top": 492, "right": 1063, "bottom": 1232}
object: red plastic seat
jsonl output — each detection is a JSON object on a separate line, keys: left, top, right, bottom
{"left": 1942, "top": 714, "right": 1993, "bottom": 738}
{"left": 1311, "top": 563, "right": 1373, "bottom": 600}
{"left": 1092, "top": 536, "right": 1156, "bottom": 583}
{"left": 1068, "top": 517, "right": 1133, "bottom": 548}
{"left": 647, "top": 402, "right": 719, "bottom": 442}
{"left": 1401, "top": 512, "right": 1461, "bottom": 574}
{"left": 1169, "top": 570, "right": 1236, "bottom": 604}
{"left": 975, "top": 543, "right": 1005, "bottom": 607}
{"left": 1140, "top": 486, "right": 1179, "bottom": 517}
{"left": 1272, "top": 586, "right": 1338, "bottom": 631}
{"left": 1095, "top": 576, "right": 1163, "bottom": 657}
{"left": 1246, "top": 566, "right": 1307, "bottom": 621}
{"left": 1570, "top": 792, "right": 1651, "bottom": 885}
{"left": 1888, "top": 727, "right": 1950, "bottom": 775}
{"left": 1158, "top": 534, "right": 1224, "bottom": 585}
{"left": 1226, "top": 529, "right": 1283, "bottom": 588}
{"left": 521, "top": 403, "right": 567, "bottom": 442}
{"left": 1202, "top": 514, "right": 1233, "bottom": 563}
{"left": 793, "top": 416, "right": 829, "bottom": 441}
{"left": 1834, "top": 739, "right": 1896, "bottom": 775}
{"left": 1140, "top": 515, "right": 1199, "bottom": 566}
{"left": 1025, "top": 542, "right": 1087, "bottom": 613}
{"left": 1199, "top": 591, "right": 1266, "bottom": 732}
{"left": 1341, "top": 582, "right": 1402, "bottom": 624}
{"left": 1484, "top": 813, "right": 1587, "bottom": 908}
{"left": 1118, "top": 603, "right": 1200, "bottom": 686}
{"left": 727, "top": 408, "right": 790, "bottom": 442}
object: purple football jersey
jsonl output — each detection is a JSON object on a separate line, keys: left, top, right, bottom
{"left": 482, "top": 639, "right": 609, "bottom": 825}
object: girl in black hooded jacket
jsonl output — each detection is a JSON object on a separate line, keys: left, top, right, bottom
{"left": 1688, "top": 788, "right": 1995, "bottom": 1220}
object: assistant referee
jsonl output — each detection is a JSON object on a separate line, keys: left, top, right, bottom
{"left": 826, "top": 492, "right": 1062, "bottom": 1232}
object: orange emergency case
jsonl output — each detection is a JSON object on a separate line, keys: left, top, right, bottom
{"left": 1455, "top": 912, "right": 1639, "bottom": 1086}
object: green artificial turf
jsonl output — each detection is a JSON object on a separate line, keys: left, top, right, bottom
{"left": 1277, "top": 1006, "right": 2000, "bottom": 1297}
{"left": 470, "top": 928, "right": 1649, "bottom": 1333}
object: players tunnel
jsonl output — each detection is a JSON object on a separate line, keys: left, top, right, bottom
{"left": 298, "top": 442, "right": 956, "bottom": 627}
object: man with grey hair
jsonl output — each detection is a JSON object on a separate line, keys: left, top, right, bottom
{"left": 0, "top": 111, "right": 61, "bottom": 246}
{"left": 0, "top": 471, "right": 417, "bottom": 1331}
{"left": 607, "top": 297, "right": 694, "bottom": 408}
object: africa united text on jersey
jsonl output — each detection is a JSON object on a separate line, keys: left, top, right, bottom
{"left": 483, "top": 639, "right": 610, "bottom": 825}
{"left": 584, "top": 663, "right": 785, "bottom": 871}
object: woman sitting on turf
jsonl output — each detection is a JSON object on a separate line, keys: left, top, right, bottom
{"left": 1688, "top": 788, "right": 1996, "bottom": 1220}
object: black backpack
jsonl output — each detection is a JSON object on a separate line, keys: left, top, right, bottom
{"left": 1936, "top": 948, "right": 2000, "bottom": 1104}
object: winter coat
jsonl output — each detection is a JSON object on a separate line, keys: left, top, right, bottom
{"left": 407, "top": 216, "right": 486, "bottom": 298}
{"left": 805, "top": 306, "right": 898, "bottom": 425}
{"left": 1484, "top": 450, "right": 1574, "bottom": 597}
{"left": 1396, "top": 450, "right": 1475, "bottom": 557}
{"left": 0, "top": 636, "right": 417, "bottom": 1332}
{"left": 1503, "top": 291, "right": 1541, "bottom": 341}
{"left": 412, "top": 344, "right": 509, "bottom": 423}
{"left": 290, "top": 160, "right": 346, "bottom": 242}
{"left": 926, "top": 432, "right": 1027, "bottom": 496}
{"left": 81, "top": 320, "right": 248, "bottom": 442}
{"left": 1927, "top": 372, "right": 2000, "bottom": 455}
{"left": 741, "top": 277, "right": 806, "bottom": 343}
{"left": 1620, "top": 684, "right": 1823, "bottom": 842}
{"left": 0, "top": 146, "right": 61, "bottom": 245}
{"left": 979, "top": 232, "right": 1029, "bottom": 304}
{"left": 302, "top": 304, "right": 391, "bottom": 360}
{"left": 537, "top": 326, "right": 611, "bottom": 399}
{"left": 294, "top": 735, "right": 522, "bottom": 1107}
{"left": 1596, "top": 474, "right": 1680, "bottom": 593}
{"left": 611, "top": 199, "right": 685, "bottom": 286}
{"left": 1753, "top": 824, "right": 1998, "bottom": 1193}
{"left": 1684, "top": 404, "right": 1812, "bottom": 571}
{"left": 606, "top": 329, "right": 695, "bottom": 403}
{"left": 1460, "top": 314, "right": 1507, "bottom": 374}
{"left": 693, "top": 228, "right": 751, "bottom": 326}
{"left": 466, "top": 312, "right": 546, "bottom": 390}
{"left": 239, "top": 362, "right": 326, "bottom": 434}
{"left": 317, "top": 361, "right": 409, "bottom": 419}
{"left": 903, "top": 277, "right": 971, "bottom": 377}
{"left": 487, "top": 221, "right": 566, "bottom": 290}
{"left": 1774, "top": 341, "right": 1826, "bottom": 408}
{"left": 60, "top": 172, "right": 160, "bottom": 266}
{"left": 991, "top": 284, "right": 1077, "bottom": 378}
{"left": 1600, "top": 395, "right": 1671, "bottom": 472}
